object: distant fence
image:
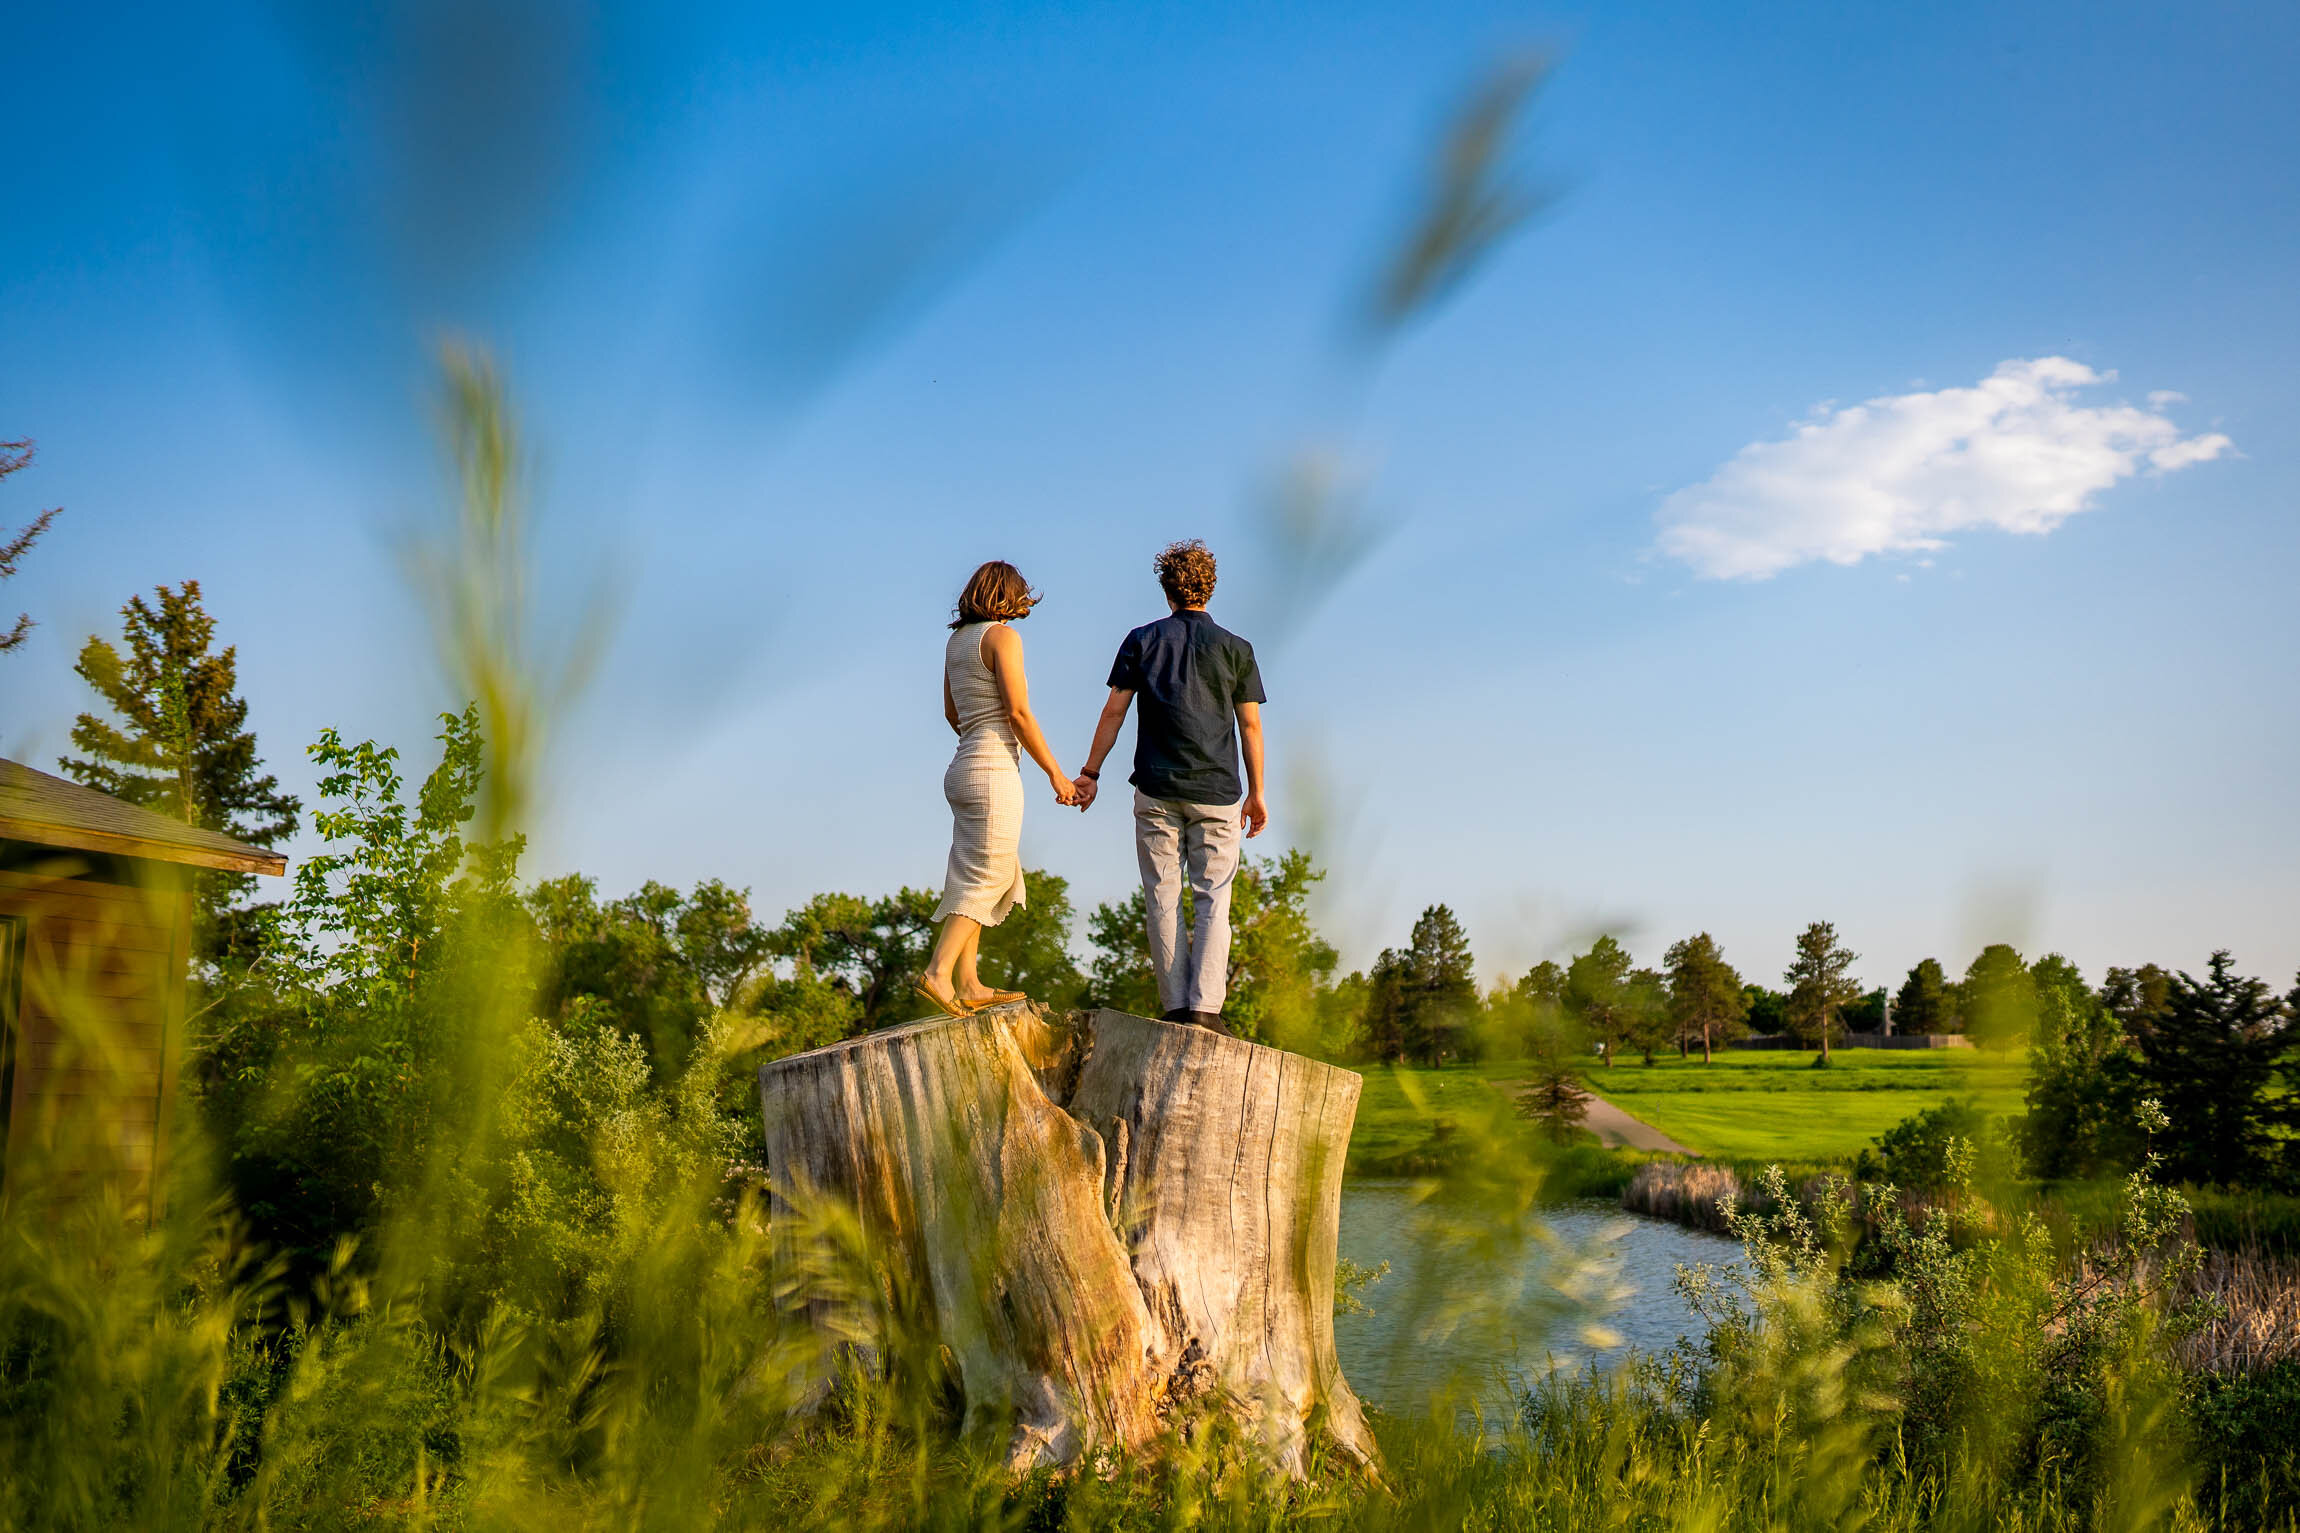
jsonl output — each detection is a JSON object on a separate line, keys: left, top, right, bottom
{"left": 1725, "top": 1034, "right": 1973, "bottom": 1052}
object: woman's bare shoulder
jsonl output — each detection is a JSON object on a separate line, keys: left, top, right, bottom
{"left": 980, "top": 621, "right": 1021, "bottom": 662}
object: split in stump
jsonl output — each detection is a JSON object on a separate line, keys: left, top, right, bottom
{"left": 756, "top": 1004, "right": 1372, "bottom": 1475}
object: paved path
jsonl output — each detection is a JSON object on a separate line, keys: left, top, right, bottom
{"left": 1579, "top": 1093, "right": 1700, "bottom": 1155}
{"left": 1493, "top": 1079, "right": 1702, "bottom": 1155}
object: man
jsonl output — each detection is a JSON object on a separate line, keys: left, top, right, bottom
{"left": 1073, "top": 539, "right": 1266, "bottom": 1031}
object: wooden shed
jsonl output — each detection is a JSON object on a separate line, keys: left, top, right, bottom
{"left": 0, "top": 757, "right": 285, "bottom": 1212}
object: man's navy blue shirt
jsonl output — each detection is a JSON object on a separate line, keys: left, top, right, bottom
{"left": 1107, "top": 609, "right": 1266, "bottom": 805}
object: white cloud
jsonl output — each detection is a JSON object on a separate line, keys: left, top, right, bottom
{"left": 1656, "top": 358, "right": 2233, "bottom": 580}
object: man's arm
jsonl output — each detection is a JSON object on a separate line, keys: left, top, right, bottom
{"left": 1236, "top": 700, "right": 1266, "bottom": 837}
{"left": 1074, "top": 687, "right": 1133, "bottom": 809}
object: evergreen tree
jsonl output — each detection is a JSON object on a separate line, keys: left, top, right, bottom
{"left": 2135, "top": 951, "right": 2288, "bottom": 1187}
{"left": 1894, "top": 958, "right": 1954, "bottom": 1035}
{"left": 1515, "top": 1049, "right": 1592, "bottom": 1143}
{"left": 1961, "top": 943, "right": 2037, "bottom": 1047}
{"left": 2100, "top": 964, "right": 2173, "bottom": 1043}
{"left": 1784, "top": 921, "right": 1860, "bottom": 1064}
{"left": 61, "top": 580, "right": 299, "bottom": 960}
{"left": 0, "top": 440, "right": 60, "bottom": 655}
{"left": 1664, "top": 932, "right": 1748, "bottom": 1063}
{"left": 1513, "top": 955, "right": 1593, "bottom": 1137}
{"left": 1400, "top": 904, "right": 1478, "bottom": 1065}
{"left": 1565, "top": 935, "right": 1634, "bottom": 1068}
{"left": 1358, "top": 948, "right": 1411, "bottom": 1064}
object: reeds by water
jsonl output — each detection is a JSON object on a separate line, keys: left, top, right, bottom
{"left": 1619, "top": 1161, "right": 1745, "bottom": 1233}
{"left": 2175, "top": 1246, "right": 2300, "bottom": 1375}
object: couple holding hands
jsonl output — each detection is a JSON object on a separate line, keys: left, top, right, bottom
{"left": 915, "top": 539, "right": 1266, "bottom": 1033}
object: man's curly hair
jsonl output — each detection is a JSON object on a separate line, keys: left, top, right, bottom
{"left": 1154, "top": 539, "right": 1217, "bottom": 607}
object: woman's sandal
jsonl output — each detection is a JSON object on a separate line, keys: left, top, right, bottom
{"left": 913, "top": 979, "right": 977, "bottom": 1018}
{"left": 966, "top": 989, "right": 1027, "bottom": 1007}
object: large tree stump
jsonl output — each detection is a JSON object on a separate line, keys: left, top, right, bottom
{"left": 757, "top": 1004, "right": 1373, "bottom": 1475}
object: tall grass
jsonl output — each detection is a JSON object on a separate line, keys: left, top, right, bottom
{"left": 7, "top": 348, "right": 2293, "bottom": 1529}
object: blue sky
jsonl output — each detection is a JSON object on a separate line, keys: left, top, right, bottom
{"left": 5, "top": 0, "right": 2295, "bottom": 995}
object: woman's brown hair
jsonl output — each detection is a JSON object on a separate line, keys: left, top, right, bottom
{"left": 950, "top": 560, "right": 1040, "bottom": 628}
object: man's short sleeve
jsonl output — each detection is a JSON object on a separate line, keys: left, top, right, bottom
{"left": 1107, "top": 630, "right": 1144, "bottom": 692}
{"left": 1232, "top": 640, "right": 1266, "bottom": 705}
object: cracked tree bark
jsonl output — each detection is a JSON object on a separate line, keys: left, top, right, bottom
{"left": 756, "top": 1004, "right": 1373, "bottom": 1475}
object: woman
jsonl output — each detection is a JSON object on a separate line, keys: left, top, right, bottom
{"left": 915, "top": 560, "right": 1079, "bottom": 1016}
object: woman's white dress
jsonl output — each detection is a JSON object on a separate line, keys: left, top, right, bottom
{"left": 935, "top": 621, "right": 1026, "bottom": 926}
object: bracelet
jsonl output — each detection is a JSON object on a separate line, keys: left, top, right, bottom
{"left": 1077, "top": 768, "right": 1099, "bottom": 780}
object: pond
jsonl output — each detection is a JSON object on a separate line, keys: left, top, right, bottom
{"left": 1332, "top": 1182, "right": 1743, "bottom": 1422}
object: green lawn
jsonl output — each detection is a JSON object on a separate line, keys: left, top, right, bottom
{"left": 1344, "top": 1049, "right": 2022, "bottom": 1172}
{"left": 1346, "top": 1063, "right": 1535, "bottom": 1175}
{"left": 1578, "top": 1049, "right": 2022, "bottom": 1161}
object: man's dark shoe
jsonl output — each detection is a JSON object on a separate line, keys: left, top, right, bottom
{"left": 1188, "top": 1011, "right": 1233, "bottom": 1035}
{"left": 1161, "top": 1008, "right": 1191, "bottom": 1023}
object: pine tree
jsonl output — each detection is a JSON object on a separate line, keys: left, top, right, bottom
{"left": 61, "top": 580, "right": 298, "bottom": 960}
{"left": 0, "top": 440, "right": 61, "bottom": 655}
{"left": 2100, "top": 964, "right": 2173, "bottom": 1043}
{"left": 1783, "top": 921, "right": 1860, "bottom": 1065}
{"left": 1894, "top": 958, "right": 1953, "bottom": 1036}
{"left": 2134, "top": 951, "right": 2287, "bottom": 1187}
{"left": 1358, "top": 948, "right": 1411, "bottom": 1064}
{"left": 1515, "top": 1060, "right": 1591, "bottom": 1143}
{"left": 1401, "top": 904, "right": 1478, "bottom": 1065}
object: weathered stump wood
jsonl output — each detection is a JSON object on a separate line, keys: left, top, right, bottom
{"left": 757, "top": 1004, "right": 1372, "bottom": 1475}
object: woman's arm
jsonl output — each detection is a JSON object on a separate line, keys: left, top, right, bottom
{"left": 943, "top": 670, "right": 962, "bottom": 736}
{"left": 982, "top": 624, "right": 1076, "bottom": 802}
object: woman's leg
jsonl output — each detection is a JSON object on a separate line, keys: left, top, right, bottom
{"left": 953, "top": 920, "right": 987, "bottom": 1000}
{"left": 922, "top": 913, "right": 980, "bottom": 1001}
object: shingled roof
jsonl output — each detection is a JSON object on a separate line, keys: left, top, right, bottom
{"left": 0, "top": 757, "right": 287, "bottom": 876}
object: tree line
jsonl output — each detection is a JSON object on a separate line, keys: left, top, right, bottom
{"left": 19, "top": 573, "right": 2300, "bottom": 1226}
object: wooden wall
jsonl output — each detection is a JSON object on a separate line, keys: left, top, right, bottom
{"left": 0, "top": 845, "right": 191, "bottom": 1212}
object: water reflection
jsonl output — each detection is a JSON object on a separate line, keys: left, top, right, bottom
{"left": 1333, "top": 1184, "right": 1741, "bottom": 1417}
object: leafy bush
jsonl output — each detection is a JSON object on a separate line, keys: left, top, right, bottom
{"left": 1855, "top": 1097, "right": 1993, "bottom": 1189}
{"left": 2185, "top": 1359, "right": 2300, "bottom": 1529}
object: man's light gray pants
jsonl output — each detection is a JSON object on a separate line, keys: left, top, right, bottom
{"left": 1133, "top": 790, "right": 1244, "bottom": 1016}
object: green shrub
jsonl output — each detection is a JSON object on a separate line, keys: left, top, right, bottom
{"left": 2185, "top": 1360, "right": 2300, "bottom": 1529}
{"left": 1855, "top": 1096, "right": 1993, "bottom": 1189}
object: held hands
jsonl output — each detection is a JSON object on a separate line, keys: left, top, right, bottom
{"left": 1052, "top": 766, "right": 1099, "bottom": 812}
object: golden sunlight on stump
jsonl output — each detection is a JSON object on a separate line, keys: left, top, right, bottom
{"left": 756, "top": 1004, "right": 1373, "bottom": 1476}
